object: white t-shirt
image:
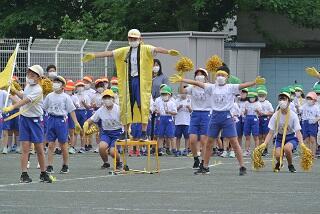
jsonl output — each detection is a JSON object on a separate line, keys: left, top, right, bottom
{"left": 204, "top": 83, "right": 240, "bottom": 111}
{"left": 43, "top": 92, "right": 76, "bottom": 117}
{"left": 154, "top": 99, "right": 177, "bottom": 116}
{"left": 268, "top": 110, "right": 301, "bottom": 135}
{"left": 130, "top": 47, "right": 139, "bottom": 77}
{"left": 93, "top": 92, "right": 103, "bottom": 108}
{"left": 259, "top": 100, "right": 274, "bottom": 115}
{"left": 83, "top": 88, "right": 96, "bottom": 105}
{"left": 300, "top": 103, "right": 320, "bottom": 123}
{"left": 21, "top": 84, "right": 43, "bottom": 117}
{"left": 90, "top": 104, "right": 122, "bottom": 131}
{"left": 175, "top": 98, "right": 191, "bottom": 125}
{"left": 185, "top": 85, "right": 211, "bottom": 111}
{"left": 75, "top": 92, "right": 91, "bottom": 110}
{"left": 289, "top": 102, "right": 297, "bottom": 113}
{"left": 238, "top": 100, "right": 246, "bottom": 116}
{"left": 70, "top": 94, "right": 80, "bottom": 108}
{"left": 231, "top": 102, "right": 241, "bottom": 123}
{"left": 244, "top": 101, "right": 262, "bottom": 116}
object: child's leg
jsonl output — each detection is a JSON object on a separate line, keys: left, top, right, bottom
{"left": 60, "top": 143, "right": 69, "bottom": 166}
{"left": 157, "top": 137, "right": 164, "bottom": 149}
{"left": 109, "top": 147, "right": 120, "bottom": 160}
{"left": 245, "top": 135, "right": 251, "bottom": 150}
{"left": 170, "top": 138, "right": 176, "bottom": 150}
{"left": 176, "top": 138, "right": 181, "bottom": 150}
{"left": 310, "top": 136, "right": 317, "bottom": 158}
{"left": 34, "top": 143, "right": 46, "bottom": 172}
{"left": 2, "top": 130, "right": 8, "bottom": 149}
{"left": 47, "top": 142, "right": 55, "bottom": 166}
{"left": 80, "top": 130, "right": 85, "bottom": 148}
{"left": 283, "top": 143, "right": 293, "bottom": 165}
{"left": 99, "top": 142, "right": 109, "bottom": 163}
{"left": 199, "top": 135, "right": 207, "bottom": 159}
{"left": 203, "top": 137, "right": 214, "bottom": 167}
{"left": 229, "top": 137, "right": 245, "bottom": 167}
{"left": 223, "top": 138, "right": 229, "bottom": 151}
{"left": 69, "top": 129, "right": 75, "bottom": 147}
{"left": 253, "top": 136, "right": 259, "bottom": 148}
{"left": 21, "top": 142, "right": 31, "bottom": 172}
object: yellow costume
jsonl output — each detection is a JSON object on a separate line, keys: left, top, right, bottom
{"left": 113, "top": 45, "right": 154, "bottom": 125}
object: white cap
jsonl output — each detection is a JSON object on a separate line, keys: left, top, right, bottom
{"left": 195, "top": 68, "right": 208, "bottom": 77}
{"left": 128, "top": 29, "right": 141, "bottom": 38}
{"left": 28, "top": 65, "right": 44, "bottom": 77}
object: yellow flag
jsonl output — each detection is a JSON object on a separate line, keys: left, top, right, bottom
{"left": 0, "top": 48, "right": 18, "bottom": 89}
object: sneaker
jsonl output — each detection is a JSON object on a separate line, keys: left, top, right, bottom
{"left": 20, "top": 173, "right": 32, "bottom": 183}
{"left": 101, "top": 162, "right": 111, "bottom": 169}
{"left": 229, "top": 151, "right": 235, "bottom": 158}
{"left": 84, "top": 145, "right": 88, "bottom": 151}
{"left": 46, "top": 165, "right": 54, "bottom": 174}
{"left": 243, "top": 150, "right": 250, "bottom": 157}
{"left": 135, "top": 150, "right": 141, "bottom": 157}
{"left": 2, "top": 147, "right": 8, "bottom": 154}
{"left": 94, "top": 147, "right": 99, "bottom": 153}
{"left": 60, "top": 165, "right": 69, "bottom": 174}
{"left": 194, "top": 167, "right": 210, "bottom": 175}
{"left": 11, "top": 144, "right": 17, "bottom": 153}
{"left": 117, "top": 133, "right": 128, "bottom": 142}
{"left": 274, "top": 162, "right": 281, "bottom": 172}
{"left": 166, "top": 148, "right": 172, "bottom": 155}
{"left": 54, "top": 148, "right": 61, "bottom": 155}
{"left": 239, "top": 166, "right": 247, "bottom": 176}
{"left": 40, "top": 172, "right": 53, "bottom": 183}
{"left": 37, "top": 162, "right": 40, "bottom": 169}
{"left": 182, "top": 149, "right": 188, "bottom": 156}
{"left": 288, "top": 164, "right": 296, "bottom": 173}
{"left": 116, "top": 162, "right": 123, "bottom": 170}
{"left": 129, "top": 150, "right": 134, "bottom": 157}
{"left": 199, "top": 160, "right": 204, "bottom": 170}
{"left": 175, "top": 150, "right": 181, "bottom": 157}
{"left": 78, "top": 147, "right": 86, "bottom": 153}
{"left": 68, "top": 147, "right": 76, "bottom": 154}
{"left": 158, "top": 149, "right": 165, "bottom": 156}
{"left": 139, "top": 132, "right": 148, "bottom": 142}
{"left": 193, "top": 157, "right": 200, "bottom": 169}
{"left": 27, "top": 161, "right": 30, "bottom": 169}
{"left": 87, "top": 144, "right": 93, "bottom": 151}
{"left": 221, "top": 151, "right": 229, "bottom": 158}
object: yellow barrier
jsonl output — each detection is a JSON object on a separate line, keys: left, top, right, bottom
{"left": 113, "top": 140, "right": 160, "bottom": 174}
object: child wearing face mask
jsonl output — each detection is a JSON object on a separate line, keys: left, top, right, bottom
{"left": 84, "top": 89, "right": 123, "bottom": 170}
{"left": 43, "top": 76, "right": 81, "bottom": 174}
{"left": 111, "top": 86, "right": 119, "bottom": 105}
{"left": 243, "top": 89, "right": 262, "bottom": 157}
{"left": 64, "top": 81, "right": 80, "bottom": 154}
{"left": 74, "top": 81, "right": 91, "bottom": 153}
{"left": 299, "top": 92, "right": 320, "bottom": 158}
{"left": 257, "top": 87, "right": 274, "bottom": 155}
{"left": 155, "top": 86, "right": 177, "bottom": 156}
{"left": 151, "top": 59, "right": 168, "bottom": 99}
{"left": 93, "top": 79, "right": 105, "bottom": 109}
{"left": 238, "top": 88, "right": 248, "bottom": 148}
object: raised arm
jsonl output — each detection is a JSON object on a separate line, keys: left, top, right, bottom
{"left": 154, "top": 47, "right": 180, "bottom": 56}
{"left": 170, "top": 74, "right": 205, "bottom": 89}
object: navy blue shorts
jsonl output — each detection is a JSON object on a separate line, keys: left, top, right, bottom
{"left": 131, "top": 123, "right": 142, "bottom": 139}
{"left": 244, "top": 115, "right": 259, "bottom": 136}
{"left": 19, "top": 115, "right": 44, "bottom": 143}
{"left": 0, "top": 118, "right": 3, "bottom": 139}
{"left": 46, "top": 115, "right": 68, "bottom": 143}
{"left": 154, "top": 115, "right": 160, "bottom": 136}
{"left": 175, "top": 125, "right": 189, "bottom": 139}
{"left": 259, "top": 116, "right": 270, "bottom": 135}
{"left": 275, "top": 133, "right": 298, "bottom": 150}
{"left": 100, "top": 129, "right": 122, "bottom": 148}
{"left": 208, "top": 111, "right": 237, "bottom": 138}
{"left": 188, "top": 111, "right": 210, "bottom": 136}
{"left": 236, "top": 116, "right": 244, "bottom": 137}
{"left": 75, "top": 109, "right": 87, "bottom": 127}
{"left": 2, "top": 109, "right": 19, "bottom": 131}
{"left": 302, "top": 120, "right": 318, "bottom": 139}
{"left": 130, "top": 76, "right": 141, "bottom": 107}
{"left": 158, "top": 115, "right": 175, "bottom": 138}
{"left": 67, "top": 113, "right": 75, "bottom": 129}
{"left": 86, "top": 109, "right": 94, "bottom": 118}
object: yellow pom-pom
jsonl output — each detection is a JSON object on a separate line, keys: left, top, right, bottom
{"left": 40, "top": 78, "right": 53, "bottom": 96}
{"left": 175, "top": 57, "right": 194, "bottom": 73}
{"left": 300, "top": 143, "right": 313, "bottom": 171}
{"left": 206, "top": 55, "right": 223, "bottom": 73}
{"left": 252, "top": 143, "right": 267, "bottom": 170}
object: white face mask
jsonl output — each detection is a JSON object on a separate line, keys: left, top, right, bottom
{"left": 249, "top": 97, "right": 256, "bottom": 102}
{"left": 84, "top": 84, "right": 91, "bottom": 90}
{"left": 96, "top": 87, "right": 104, "bottom": 93}
{"left": 258, "top": 97, "right": 266, "bottom": 102}
{"left": 77, "top": 87, "right": 84, "bottom": 93}
{"left": 103, "top": 99, "right": 113, "bottom": 107}
{"left": 295, "top": 91, "right": 301, "bottom": 97}
{"left": 65, "top": 91, "right": 73, "bottom": 95}
{"left": 153, "top": 66, "right": 160, "bottom": 73}
{"left": 26, "top": 77, "right": 36, "bottom": 85}
{"left": 216, "top": 76, "right": 226, "bottom": 85}
{"left": 48, "top": 72, "right": 57, "bottom": 79}
{"left": 307, "top": 100, "right": 314, "bottom": 106}
{"left": 161, "top": 95, "right": 169, "bottom": 102}
{"left": 53, "top": 82, "right": 62, "bottom": 91}
{"left": 279, "top": 100, "right": 288, "bottom": 110}
{"left": 195, "top": 75, "right": 206, "bottom": 83}
{"left": 129, "top": 41, "right": 140, "bottom": 48}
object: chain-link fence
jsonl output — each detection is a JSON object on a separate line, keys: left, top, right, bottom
{"left": 0, "top": 37, "right": 127, "bottom": 83}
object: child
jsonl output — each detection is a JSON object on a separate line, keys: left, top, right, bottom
{"left": 237, "top": 88, "right": 248, "bottom": 147}
{"left": 43, "top": 76, "right": 81, "bottom": 174}
{"left": 83, "top": 76, "right": 95, "bottom": 151}
{"left": 257, "top": 87, "right": 274, "bottom": 155}
{"left": 262, "top": 87, "right": 304, "bottom": 172}
{"left": 2, "top": 65, "right": 53, "bottom": 183}
{"left": 155, "top": 86, "right": 177, "bottom": 155}
{"left": 171, "top": 65, "right": 263, "bottom": 175}
{"left": 175, "top": 92, "right": 192, "bottom": 156}
{"left": 74, "top": 80, "right": 91, "bottom": 153}
{"left": 300, "top": 91, "right": 320, "bottom": 158}
{"left": 84, "top": 89, "right": 123, "bottom": 170}
{"left": 178, "top": 68, "right": 211, "bottom": 168}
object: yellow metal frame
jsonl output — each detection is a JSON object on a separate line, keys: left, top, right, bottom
{"left": 113, "top": 140, "right": 160, "bottom": 174}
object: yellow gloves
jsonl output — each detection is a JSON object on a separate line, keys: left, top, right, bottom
{"left": 82, "top": 53, "right": 96, "bottom": 63}
{"left": 168, "top": 49, "right": 180, "bottom": 56}
{"left": 169, "top": 74, "right": 183, "bottom": 83}
{"left": 87, "top": 123, "right": 99, "bottom": 135}
{"left": 255, "top": 76, "right": 266, "bottom": 85}
{"left": 305, "top": 67, "right": 320, "bottom": 78}
{"left": 2, "top": 105, "right": 14, "bottom": 113}
{"left": 74, "top": 122, "right": 82, "bottom": 135}
{"left": 83, "top": 121, "right": 89, "bottom": 134}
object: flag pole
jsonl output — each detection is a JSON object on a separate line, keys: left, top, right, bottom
{"left": 4, "top": 43, "right": 19, "bottom": 108}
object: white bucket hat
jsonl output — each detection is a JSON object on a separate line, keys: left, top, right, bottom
{"left": 28, "top": 65, "right": 44, "bottom": 77}
{"left": 128, "top": 29, "right": 141, "bottom": 38}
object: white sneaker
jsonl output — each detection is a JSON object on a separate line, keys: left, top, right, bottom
{"left": 94, "top": 148, "right": 99, "bottom": 153}
{"left": 229, "top": 151, "right": 235, "bottom": 158}
{"left": 221, "top": 151, "right": 229, "bottom": 158}
{"left": 68, "top": 147, "right": 76, "bottom": 154}
{"left": 243, "top": 150, "right": 250, "bottom": 157}
{"left": 37, "top": 162, "right": 40, "bottom": 169}
{"left": 78, "top": 147, "right": 86, "bottom": 154}
{"left": 27, "top": 161, "right": 30, "bottom": 169}
{"left": 2, "top": 147, "right": 8, "bottom": 154}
